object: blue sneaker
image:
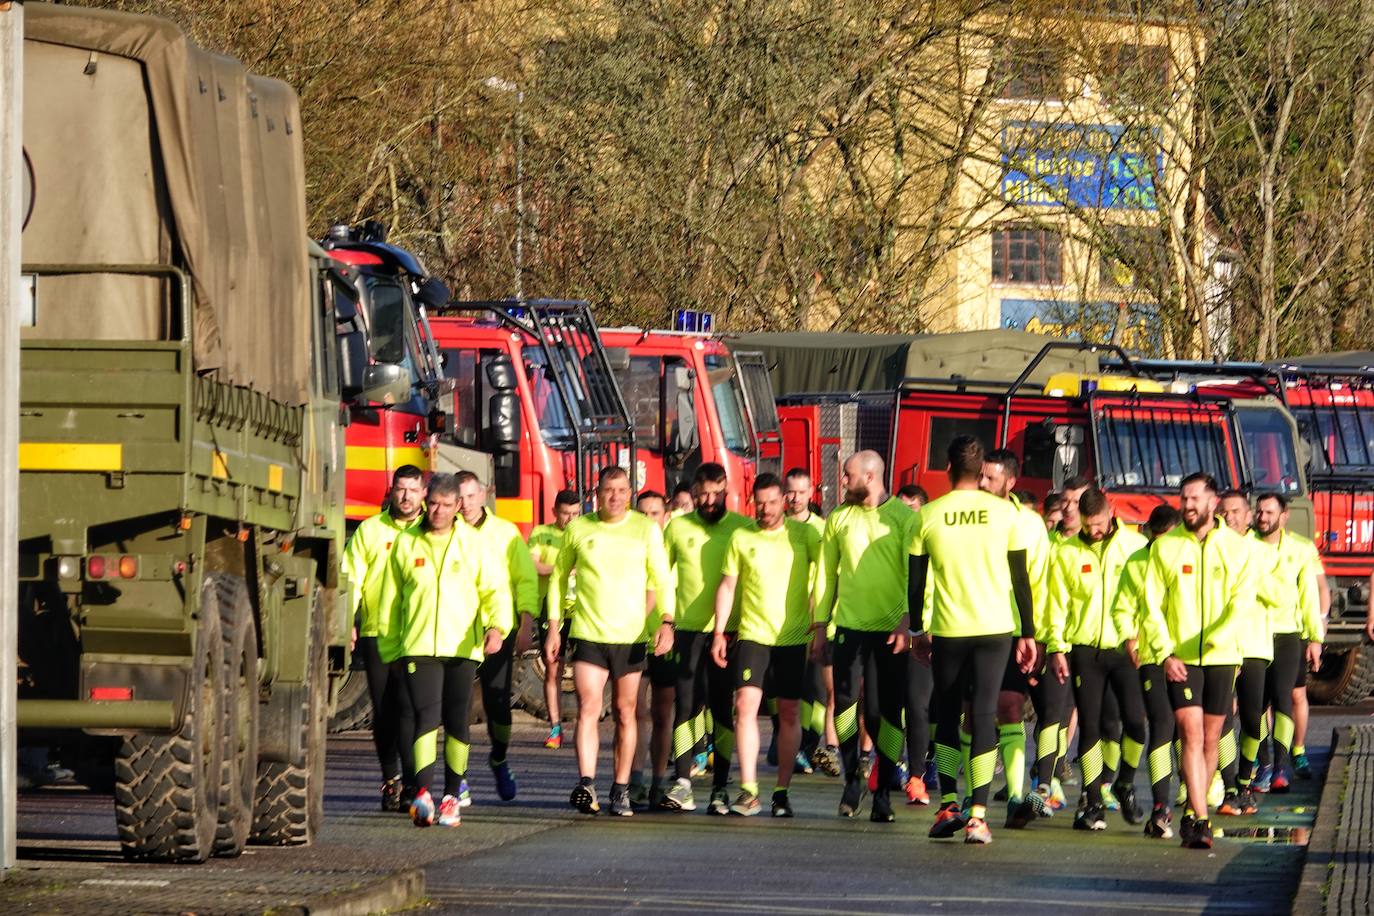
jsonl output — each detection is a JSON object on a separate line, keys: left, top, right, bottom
{"left": 924, "top": 760, "right": 939, "bottom": 790}
{"left": 458, "top": 777, "right": 473, "bottom": 808}
{"left": 410, "top": 788, "right": 436, "bottom": 827}
{"left": 1253, "top": 764, "right": 1273, "bottom": 793}
{"left": 794, "top": 751, "right": 814, "bottom": 775}
{"left": 492, "top": 761, "right": 517, "bottom": 801}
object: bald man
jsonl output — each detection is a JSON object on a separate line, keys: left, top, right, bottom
{"left": 814, "top": 450, "right": 918, "bottom": 822}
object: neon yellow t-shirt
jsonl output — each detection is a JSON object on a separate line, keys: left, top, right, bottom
{"left": 549, "top": 511, "right": 674, "bottom": 644}
{"left": 664, "top": 510, "right": 754, "bottom": 632}
{"left": 815, "top": 497, "right": 918, "bottom": 632}
{"left": 722, "top": 519, "right": 821, "bottom": 646}
{"left": 908, "top": 488, "right": 1029, "bottom": 638}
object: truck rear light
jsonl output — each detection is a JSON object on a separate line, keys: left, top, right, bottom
{"left": 118, "top": 555, "right": 139, "bottom": 578}
{"left": 90, "top": 686, "right": 134, "bottom": 701}
{"left": 86, "top": 556, "right": 107, "bottom": 579}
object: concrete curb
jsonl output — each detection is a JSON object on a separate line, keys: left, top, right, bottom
{"left": 1293, "top": 726, "right": 1351, "bottom": 915}
{"left": 288, "top": 867, "right": 425, "bottom": 916}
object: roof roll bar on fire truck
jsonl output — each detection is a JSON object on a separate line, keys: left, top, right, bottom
{"left": 435, "top": 298, "right": 636, "bottom": 506}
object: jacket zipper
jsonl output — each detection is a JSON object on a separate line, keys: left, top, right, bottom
{"left": 1198, "top": 528, "right": 1208, "bottom": 664}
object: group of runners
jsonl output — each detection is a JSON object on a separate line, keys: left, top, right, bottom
{"left": 343, "top": 434, "right": 1327, "bottom": 848}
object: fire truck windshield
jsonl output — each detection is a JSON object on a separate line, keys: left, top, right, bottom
{"left": 1096, "top": 410, "right": 1234, "bottom": 492}
{"left": 1296, "top": 407, "right": 1374, "bottom": 475}
{"left": 526, "top": 348, "right": 584, "bottom": 448}
{"left": 1235, "top": 406, "right": 1305, "bottom": 495}
{"left": 705, "top": 353, "right": 755, "bottom": 456}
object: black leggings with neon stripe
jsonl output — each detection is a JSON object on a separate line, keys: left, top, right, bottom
{"left": 832, "top": 627, "right": 909, "bottom": 791}
{"left": 405, "top": 656, "right": 477, "bottom": 798}
{"left": 932, "top": 634, "right": 1010, "bottom": 812}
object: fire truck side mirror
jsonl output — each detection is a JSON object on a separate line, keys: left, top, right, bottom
{"left": 360, "top": 363, "right": 412, "bottom": 406}
{"left": 1051, "top": 425, "right": 1084, "bottom": 490}
{"left": 486, "top": 356, "right": 519, "bottom": 392}
{"left": 415, "top": 277, "right": 451, "bottom": 310}
{"left": 338, "top": 329, "right": 368, "bottom": 400}
{"left": 489, "top": 392, "right": 522, "bottom": 451}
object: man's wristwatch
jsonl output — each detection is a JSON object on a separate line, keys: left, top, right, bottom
{"left": 907, "top": 629, "right": 926, "bottom": 638}
{"left": 660, "top": 617, "right": 675, "bottom": 629}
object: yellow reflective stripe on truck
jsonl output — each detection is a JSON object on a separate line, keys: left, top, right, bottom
{"left": 345, "top": 445, "right": 430, "bottom": 472}
{"left": 19, "top": 443, "right": 123, "bottom": 472}
{"left": 495, "top": 498, "right": 534, "bottom": 524}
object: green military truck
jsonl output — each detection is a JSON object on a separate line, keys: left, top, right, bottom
{"left": 16, "top": 4, "right": 360, "bottom": 862}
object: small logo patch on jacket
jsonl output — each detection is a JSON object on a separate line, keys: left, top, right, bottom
{"left": 1182, "top": 564, "right": 1193, "bottom": 574}
{"left": 1081, "top": 564, "right": 1093, "bottom": 574}
{"left": 415, "top": 558, "right": 425, "bottom": 567}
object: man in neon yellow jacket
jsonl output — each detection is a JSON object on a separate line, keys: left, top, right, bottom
{"left": 385, "top": 473, "right": 511, "bottom": 829}
{"left": 1045, "top": 486, "right": 1149, "bottom": 832}
{"left": 1141, "top": 473, "right": 1256, "bottom": 850}
{"left": 458, "top": 471, "right": 539, "bottom": 803}
{"left": 341, "top": 464, "right": 424, "bottom": 812}
{"left": 1114, "top": 504, "right": 1182, "bottom": 840}
{"left": 1253, "top": 492, "right": 1325, "bottom": 790}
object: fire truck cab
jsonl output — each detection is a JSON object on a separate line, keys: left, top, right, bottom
{"left": 321, "top": 223, "right": 449, "bottom": 523}
{"left": 600, "top": 322, "right": 763, "bottom": 512}
{"left": 427, "top": 300, "right": 634, "bottom": 535}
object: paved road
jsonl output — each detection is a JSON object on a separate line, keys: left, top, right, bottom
{"left": 14, "top": 700, "right": 1374, "bottom": 914}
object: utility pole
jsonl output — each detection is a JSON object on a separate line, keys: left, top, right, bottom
{"left": 0, "top": 0, "right": 25, "bottom": 873}
{"left": 482, "top": 76, "right": 524, "bottom": 301}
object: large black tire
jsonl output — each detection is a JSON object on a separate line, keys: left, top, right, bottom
{"left": 327, "top": 666, "right": 372, "bottom": 733}
{"left": 251, "top": 589, "right": 327, "bottom": 845}
{"left": 1307, "top": 643, "right": 1374, "bottom": 705}
{"left": 512, "top": 651, "right": 612, "bottom": 721}
{"left": 113, "top": 584, "right": 224, "bottom": 862}
{"left": 213, "top": 575, "right": 259, "bottom": 857}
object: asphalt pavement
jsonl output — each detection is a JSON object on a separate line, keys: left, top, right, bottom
{"left": 8, "top": 700, "right": 1374, "bottom": 915}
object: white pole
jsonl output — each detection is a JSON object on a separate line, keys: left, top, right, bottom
{"left": 514, "top": 88, "right": 524, "bottom": 302}
{"left": 0, "top": 0, "right": 25, "bottom": 872}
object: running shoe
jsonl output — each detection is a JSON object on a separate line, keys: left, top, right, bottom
{"left": 544, "top": 725, "right": 563, "bottom": 750}
{"left": 691, "top": 750, "right": 709, "bottom": 778}
{"left": 1293, "top": 753, "right": 1313, "bottom": 780}
{"left": 628, "top": 780, "right": 650, "bottom": 809}
{"left": 1207, "top": 771, "right": 1225, "bottom": 809}
{"left": 410, "top": 788, "right": 436, "bottom": 827}
{"left": 929, "top": 803, "right": 968, "bottom": 839}
{"left": 1253, "top": 763, "right": 1273, "bottom": 792}
{"left": 1101, "top": 783, "right": 1120, "bottom": 811}
{"left": 870, "top": 790, "right": 895, "bottom": 823}
{"left": 707, "top": 787, "right": 731, "bottom": 816}
{"left": 838, "top": 777, "right": 866, "bottom": 817}
{"left": 905, "top": 775, "right": 930, "bottom": 806}
{"left": 1271, "top": 769, "right": 1291, "bottom": 794}
{"left": 1217, "top": 793, "right": 1243, "bottom": 816}
{"left": 437, "top": 794, "right": 462, "bottom": 827}
{"left": 492, "top": 761, "right": 517, "bottom": 801}
{"left": 1145, "top": 804, "right": 1174, "bottom": 839}
{"left": 381, "top": 777, "right": 403, "bottom": 812}
{"left": 608, "top": 785, "right": 634, "bottom": 817}
{"left": 1238, "top": 787, "right": 1259, "bottom": 815}
{"left": 731, "top": 789, "right": 761, "bottom": 817}
{"left": 457, "top": 778, "right": 472, "bottom": 808}
{"left": 399, "top": 783, "right": 419, "bottom": 814}
{"left": 1047, "top": 778, "right": 1068, "bottom": 811}
{"left": 924, "top": 760, "right": 939, "bottom": 790}
{"left": 964, "top": 816, "right": 993, "bottom": 845}
{"left": 663, "top": 779, "right": 696, "bottom": 812}
{"left": 1185, "top": 817, "right": 1214, "bottom": 850}
{"left": 570, "top": 782, "right": 600, "bottom": 815}
{"left": 811, "top": 745, "right": 842, "bottom": 778}
{"left": 1113, "top": 782, "right": 1143, "bottom": 825}
{"left": 771, "top": 789, "right": 794, "bottom": 818}
{"left": 650, "top": 785, "right": 668, "bottom": 810}
{"left": 1030, "top": 786, "right": 1053, "bottom": 819}
{"left": 1073, "top": 803, "right": 1107, "bottom": 831}
{"left": 794, "top": 751, "right": 814, "bottom": 775}
{"left": 1005, "top": 796, "right": 1035, "bottom": 830}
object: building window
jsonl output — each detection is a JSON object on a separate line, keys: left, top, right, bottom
{"left": 991, "top": 227, "right": 1063, "bottom": 284}
{"left": 1099, "top": 226, "right": 1166, "bottom": 289}
{"left": 994, "top": 40, "right": 1064, "bottom": 100}
{"left": 1100, "top": 44, "right": 1170, "bottom": 104}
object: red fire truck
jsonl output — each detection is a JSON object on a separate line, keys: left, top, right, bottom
{"left": 599, "top": 326, "right": 768, "bottom": 511}
{"left": 320, "top": 223, "right": 449, "bottom": 523}
{"left": 426, "top": 300, "right": 635, "bottom": 534}
{"left": 1106, "top": 356, "right": 1374, "bottom": 704}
